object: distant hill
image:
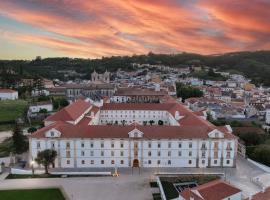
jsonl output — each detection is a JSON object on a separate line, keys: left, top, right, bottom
{"left": 1, "top": 50, "right": 270, "bottom": 86}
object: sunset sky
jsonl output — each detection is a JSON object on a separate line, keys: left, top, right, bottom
{"left": 0, "top": 0, "right": 269, "bottom": 59}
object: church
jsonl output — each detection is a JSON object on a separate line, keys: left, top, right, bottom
{"left": 91, "top": 70, "right": 110, "bottom": 84}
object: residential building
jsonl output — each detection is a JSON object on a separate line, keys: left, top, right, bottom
{"left": 0, "top": 89, "right": 18, "bottom": 100}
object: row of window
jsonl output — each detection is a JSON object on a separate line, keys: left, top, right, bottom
{"left": 101, "top": 110, "right": 166, "bottom": 114}
{"left": 36, "top": 141, "right": 232, "bottom": 150}
{"left": 66, "top": 159, "right": 231, "bottom": 165}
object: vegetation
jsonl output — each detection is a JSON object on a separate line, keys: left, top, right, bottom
{"left": 250, "top": 145, "right": 270, "bottom": 167}
{"left": 1, "top": 51, "right": 270, "bottom": 85}
{"left": 6, "top": 174, "right": 61, "bottom": 179}
{"left": 0, "top": 188, "right": 65, "bottom": 200}
{"left": 52, "top": 97, "right": 69, "bottom": 110}
{"left": 0, "top": 138, "right": 13, "bottom": 157}
{"left": 27, "top": 127, "right": 37, "bottom": 133}
{"left": 35, "top": 149, "right": 57, "bottom": 174}
{"left": 176, "top": 82, "right": 203, "bottom": 101}
{"left": 192, "top": 68, "right": 227, "bottom": 81}
{"left": 11, "top": 123, "right": 29, "bottom": 154}
{"left": 150, "top": 182, "right": 158, "bottom": 188}
{"left": 0, "top": 100, "right": 28, "bottom": 123}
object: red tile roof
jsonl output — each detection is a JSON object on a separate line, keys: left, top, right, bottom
{"left": 45, "top": 99, "right": 91, "bottom": 122}
{"left": 180, "top": 179, "right": 241, "bottom": 200}
{"left": 31, "top": 123, "right": 235, "bottom": 140}
{"left": 0, "top": 89, "right": 17, "bottom": 93}
{"left": 33, "top": 99, "right": 236, "bottom": 140}
{"left": 252, "top": 187, "right": 270, "bottom": 200}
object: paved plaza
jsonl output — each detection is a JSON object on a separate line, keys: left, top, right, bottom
{"left": 0, "top": 157, "right": 269, "bottom": 200}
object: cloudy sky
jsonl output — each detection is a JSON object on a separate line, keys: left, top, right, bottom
{"left": 0, "top": 0, "right": 269, "bottom": 59}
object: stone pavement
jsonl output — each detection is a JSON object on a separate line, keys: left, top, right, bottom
{"left": 0, "top": 157, "right": 268, "bottom": 200}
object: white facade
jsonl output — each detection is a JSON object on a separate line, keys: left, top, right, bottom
{"left": 99, "top": 109, "right": 179, "bottom": 125}
{"left": 266, "top": 109, "right": 270, "bottom": 125}
{"left": 0, "top": 90, "right": 18, "bottom": 100}
{"left": 30, "top": 131, "right": 236, "bottom": 168}
{"left": 29, "top": 103, "right": 53, "bottom": 113}
{"left": 30, "top": 100, "right": 237, "bottom": 169}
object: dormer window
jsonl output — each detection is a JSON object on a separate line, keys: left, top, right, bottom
{"left": 128, "top": 128, "right": 143, "bottom": 138}
{"left": 50, "top": 131, "right": 54, "bottom": 137}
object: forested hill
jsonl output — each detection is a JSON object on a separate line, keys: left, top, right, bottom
{"left": 1, "top": 50, "right": 270, "bottom": 86}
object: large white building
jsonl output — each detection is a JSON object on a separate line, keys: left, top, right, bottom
{"left": 29, "top": 98, "right": 238, "bottom": 169}
{"left": 0, "top": 89, "right": 18, "bottom": 100}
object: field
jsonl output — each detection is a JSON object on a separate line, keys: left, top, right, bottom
{"left": 0, "top": 100, "right": 28, "bottom": 122}
{"left": 0, "top": 188, "right": 65, "bottom": 200}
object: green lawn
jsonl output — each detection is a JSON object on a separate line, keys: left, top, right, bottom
{"left": 0, "top": 100, "right": 28, "bottom": 122}
{"left": 0, "top": 188, "right": 65, "bottom": 200}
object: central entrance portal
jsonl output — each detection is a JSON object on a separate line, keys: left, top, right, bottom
{"left": 133, "top": 159, "right": 139, "bottom": 167}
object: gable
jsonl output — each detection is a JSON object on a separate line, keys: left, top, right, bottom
{"left": 128, "top": 128, "right": 144, "bottom": 138}
{"left": 208, "top": 129, "right": 224, "bottom": 139}
{"left": 45, "top": 128, "right": 61, "bottom": 138}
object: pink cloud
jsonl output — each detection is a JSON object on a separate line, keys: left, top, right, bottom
{"left": 0, "top": 0, "right": 269, "bottom": 58}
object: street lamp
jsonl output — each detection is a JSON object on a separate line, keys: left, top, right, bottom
{"left": 31, "top": 160, "right": 35, "bottom": 175}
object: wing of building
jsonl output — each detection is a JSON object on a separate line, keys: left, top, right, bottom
{"left": 29, "top": 98, "right": 238, "bottom": 168}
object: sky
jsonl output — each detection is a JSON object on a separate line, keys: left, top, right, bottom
{"left": 0, "top": 0, "right": 270, "bottom": 59}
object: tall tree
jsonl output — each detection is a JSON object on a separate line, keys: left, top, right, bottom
{"left": 12, "top": 124, "right": 28, "bottom": 154}
{"left": 35, "top": 149, "right": 57, "bottom": 174}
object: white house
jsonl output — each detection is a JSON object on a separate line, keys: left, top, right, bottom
{"left": 265, "top": 108, "right": 270, "bottom": 125}
{"left": 29, "top": 99, "right": 238, "bottom": 169}
{"left": 0, "top": 89, "right": 18, "bottom": 100}
{"left": 29, "top": 101, "right": 53, "bottom": 113}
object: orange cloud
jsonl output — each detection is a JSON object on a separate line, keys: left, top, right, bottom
{"left": 0, "top": 0, "right": 269, "bottom": 58}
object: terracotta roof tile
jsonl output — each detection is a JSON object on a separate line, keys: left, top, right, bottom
{"left": 0, "top": 88, "right": 17, "bottom": 93}
{"left": 180, "top": 179, "right": 241, "bottom": 200}
{"left": 45, "top": 99, "right": 91, "bottom": 122}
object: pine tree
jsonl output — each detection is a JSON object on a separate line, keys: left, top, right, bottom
{"left": 12, "top": 124, "right": 29, "bottom": 154}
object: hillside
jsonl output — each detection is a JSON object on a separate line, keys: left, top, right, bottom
{"left": 1, "top": 50, "right": 270, "bottom": 86}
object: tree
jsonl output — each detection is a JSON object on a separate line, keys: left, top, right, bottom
{"left": 39, "top": 108, "right": 48, "bottom": 114}
{"left": 35, "top": 149, "right": 57, "bottom": 174}
{"left": 52, "top": 98, "right": 59, "bottom": 110}
{"left": 59, "top": 98, "right": 69, "bottom": 107}
{"left": 239, "top": 132, "right": 262, "bottom": 146}
{"left": 27, "top": 127, "right": 37, "bottom": 133}
{"left": 251, "top": 145, "right": 270, "bottom": 167}
{"left": 149, "top": 120, "right": 155, "bottom": 125}
{"left": 176, "top": 82, "right": 203, "bottom": 101}
{"left": 12, "top": 124, "right": 28, "bottom": 154}
{"left": 158, "top": 120, "right": 164, "bottom": 125}
{"left": 121, "top": 120, "right": 126, "bottom": 126}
